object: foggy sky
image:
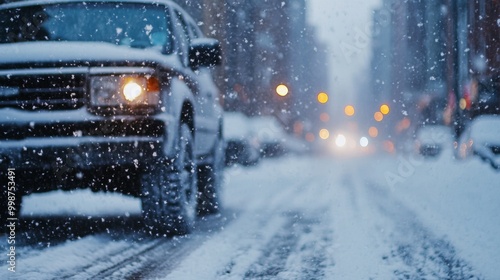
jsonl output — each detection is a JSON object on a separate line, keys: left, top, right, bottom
{"left": 307, "top": 0, "right": 381, "bottom": 120}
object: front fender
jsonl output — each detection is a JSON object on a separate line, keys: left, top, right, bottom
{"left": 162, "top": 75, "right": 196, "bottom": 158}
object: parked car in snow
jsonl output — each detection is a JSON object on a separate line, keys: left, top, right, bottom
{"left": 223, "top": 112, "right": 260, "bottom": 166}
{"left": 414, "top": 125, "right": 452, "bottom": 157}
{"left": 0, "top": 0, "right": 224, "bottom": 235}
{"left": 248, "top": 115, "right": 309, "bottom": 157}
{"left": 456, "top": 115, "right": 500, "bottom": 170}
{"left": 249, "top": 116, "right": 288, "bottom": 157}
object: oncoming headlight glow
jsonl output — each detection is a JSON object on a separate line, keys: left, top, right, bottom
{"left": 335, "top": 134, "right": 347, "bottom": 147}
{"left": 360, "top": 137, "right": 369, "bottom": 147}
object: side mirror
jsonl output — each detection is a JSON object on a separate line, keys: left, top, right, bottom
{"left": 189, "top": 38, "right": 221, "bottom": 68}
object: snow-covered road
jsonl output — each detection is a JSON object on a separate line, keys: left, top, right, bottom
{"left": 1, "top": 152, "right": 498, "bottom": 279}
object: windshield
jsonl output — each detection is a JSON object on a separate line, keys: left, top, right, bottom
{"left": 0, "top": 3, "right": 172, "bottom": 50}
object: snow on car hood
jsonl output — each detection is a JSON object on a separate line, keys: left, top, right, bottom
{"left": 0, "top": 41, "right": 182, "bottom": 70}
{"left": 416, "top": 125, "right": 452, "bottom": 145}
{"left": 470, "top": 116, "right": 500, "bottom": 145}
{"left": 223, "top": 112, "right": 253, "bottom": 139}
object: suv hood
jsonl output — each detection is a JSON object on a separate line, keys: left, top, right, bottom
{"left": 0, "top": 41, "right": 182, "bottom": 70}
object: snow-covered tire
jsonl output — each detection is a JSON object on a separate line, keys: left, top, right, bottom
{"left": 197, "top": 135, "right": 224, "bottom": 215}
{"left": 141, "top": 123, "right": 197, "bottom": 236}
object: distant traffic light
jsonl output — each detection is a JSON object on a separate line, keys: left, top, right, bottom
{"left": 317, "top": 92, "right": 329, "bottom": 104}
{"left": 380, "top": 104, "right": 390, "bottom": 115}
{"left": 344, "top": 105, "right": 355, "bottom": 116}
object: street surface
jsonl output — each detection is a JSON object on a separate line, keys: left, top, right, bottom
{"left": 1, "top": 152, "right": 498, "bottom": 279}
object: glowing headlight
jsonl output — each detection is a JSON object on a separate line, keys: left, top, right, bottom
{"left": 360, "top": 137, "right": 369, "bottom": 147}
{"left": 123, "top": 81, "right": 144, "bottom": 101}
{"left": 90, "top": 75, "right": 160, "bottom": 108}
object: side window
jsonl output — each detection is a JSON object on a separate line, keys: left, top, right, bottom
{"left": 188, "top": 22, "right": 201, "bottom": 40}
{"left": 172, "top": 10, "right": 190, "bottom": 67}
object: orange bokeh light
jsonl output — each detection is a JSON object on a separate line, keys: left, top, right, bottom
{"left": 396, "top": 117, "right": 411, "bottom": 132}
{"left": 305, "top": 132, "right": 315, "bottom": 142}
{"left": 344, "top": 105, "right": 355, "bottom": 116}
{"left": 374, "top": 111, "right": 384, "bottom": 122}
{"left": 380, "top": 104, "right": 390, "bottom": 115}
{"left": 383, "top": 140, "right": 395, "bottom": 153}
{"left": 368, "top": 126, "right": 378, "bottom": 138}
{"left": 319, "top": 128, "right": 330, "bottom": 140}
{"left": 320, "top": 112, "right": 330, "bottom": 122}
{"left": 317, "top": 92, "right": 329, "bottom": 104}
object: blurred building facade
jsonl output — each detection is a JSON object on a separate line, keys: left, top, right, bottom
{"left": 370, "top": 0, "right": 499, "bottom": 146}
{"left": 177, "top": 0, "right": 329, "bottom": 137}
{"left": 458, "top": 0, "right": 500, "bottom": 121}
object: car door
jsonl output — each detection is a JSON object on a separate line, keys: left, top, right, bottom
{"left": 186, "top": 19, "right": 221, "bottom": 130}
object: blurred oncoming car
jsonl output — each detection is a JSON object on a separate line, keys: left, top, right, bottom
{"left": 329, "top": 130, "right": 374, "bottom": 156}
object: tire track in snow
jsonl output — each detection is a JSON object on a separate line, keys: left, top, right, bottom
{"left": 281, "top": 211, "right": 333, "bottom": 279}
{"left": 325, "top": 169, "right": 398, "bottom": 279}
{"left": 1, "top": 233, "right": 158, "bottom": 280}
{"left": 166, "top": 174, "right": 321, "bottom": 279}
{"left": 218, "top": 176, "right": 330, "bottom": 280}
{"left": 3, "top": 212, "right": 230, "bottom": 279}
{"left": 51, "top": 233, "right": 164, "bottom": 279}
{"left": 243, "top": 211, "right": 331, "bottom": 280}
{"left": 235, "top": 159, "right": 339, "bottom": 279}
{"left": 166, "top": 209, "right": 288, "bottom": 280}
{"left": 92, "top": 211, "right": 232, "bottom": 279}
{"left": 366, "top": 182, "right": 483, "bottom": 280}
{"left": 242, "top": 213, "right": 304, "bottom": 279}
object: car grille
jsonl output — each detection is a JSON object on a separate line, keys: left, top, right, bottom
{"left": 0, "top": 119, "right": 165, "bottom": 140}
{"left": 0, "top": 73, "right": 87, "bottom": 110}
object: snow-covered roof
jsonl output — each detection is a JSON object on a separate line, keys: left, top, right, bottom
{"left": 470, "top": 115, "right": 500, "bottom": 145}
{"left": 249, "top": 116, "right": 286, "bottom": 141}
{"left": 223, "top": 112, "right": 253, "bottom": 139}
{"left": 416, "top": 125, "right": 452, "bottom": 144}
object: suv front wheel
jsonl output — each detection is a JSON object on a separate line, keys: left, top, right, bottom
{"left": 141, "top": 123, "right": 197, "bottom": 235}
